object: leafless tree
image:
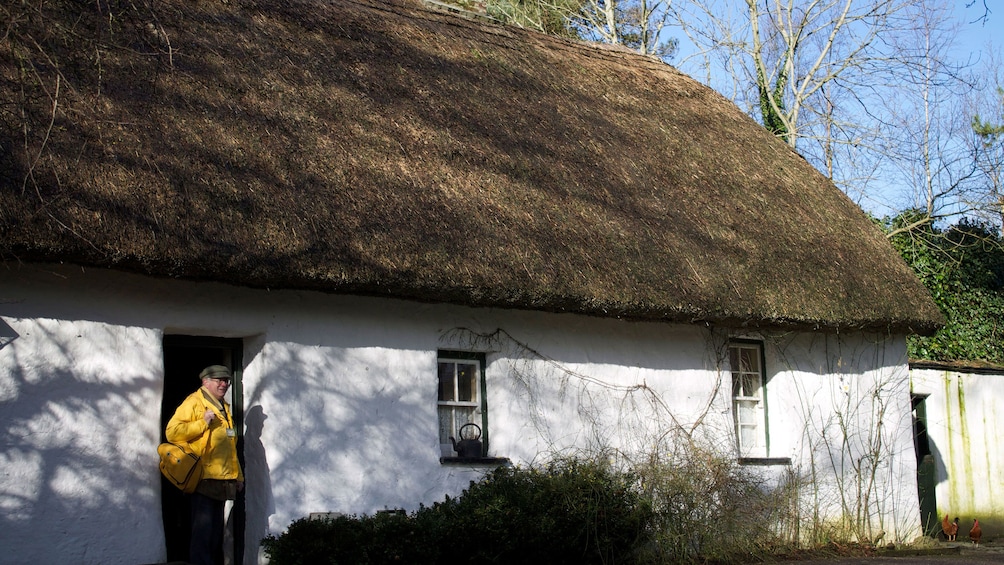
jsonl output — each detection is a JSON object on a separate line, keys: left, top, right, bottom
{"left": 666, "top": 0, "right": 1003, "bottom": 234}
{"left": 670, "top": 0, "right": 914, "bottom": 141}
{"left": 488, "top": 0, "right": 586, "bottom": 37}
{"left": 968, "top": 51, "right": 1004, "bottom": 233}
{"left": 571, "top": 0, "right": 678, "bottom": 57}
{"left": 488, "top": 0, "right": 678, "bottom": 58}
{"left": 879, "top": 1, "right": 982, "bottom": 234}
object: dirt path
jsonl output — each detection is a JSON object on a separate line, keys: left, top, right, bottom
{"left": 794, "top": 544, "right": 1004, "bottom": 564}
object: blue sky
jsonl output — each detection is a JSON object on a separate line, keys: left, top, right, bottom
{"left": 951, "top": 1, "right": 999, "bottom": 64}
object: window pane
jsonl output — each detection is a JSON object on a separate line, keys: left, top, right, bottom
{"left": 438, "top": 362, "right": 455, "bottom": 402}
{"left": 741, "top": 374, "right": 760, "bottom": 398}
{"left": 738, "top": 399, "right": 756, "bottom": 424}
{"left": 457, "top": 362, "right": 477, "bottom": 402}
{"left": 452, "top": 406, "right": 475, "bottom": 439}
{"left": 438, "top": 406, "right": 453, "bottom": 444}
{"left": 740, "top": 424, "right": 756, "bottom": 449}
{"left": 741, "top": 348, "right": 754, "bottom": 373}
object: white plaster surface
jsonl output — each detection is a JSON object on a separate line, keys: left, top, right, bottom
{"left": 912, "top": 367, "right": 1004, "bottom": 535}
{"left": 0, "top": 263, "right": 922, "bottom": 563}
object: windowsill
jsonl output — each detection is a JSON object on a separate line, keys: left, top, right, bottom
{"left": 739, "top": 457, "right": 792, "bottom": 466}
{"left": 439, "top": 456, "right": 511, "bottom": 466}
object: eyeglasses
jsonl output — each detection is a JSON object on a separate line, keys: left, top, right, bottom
{"left": 208, "top": 377, "right": 231, "bottom": 385}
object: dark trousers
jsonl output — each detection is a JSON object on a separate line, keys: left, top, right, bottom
{"left": 189, "top": 491, "right": 225, "bottom": 565}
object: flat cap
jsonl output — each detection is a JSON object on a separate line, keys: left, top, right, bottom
{"left": 199, "top": 365, "right": 232, "bottom": 380}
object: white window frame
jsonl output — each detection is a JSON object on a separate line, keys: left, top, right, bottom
{"left": 729, "top": 341, "right": 767, "bottom": 457}
{"left": 437, "top": 351, "right": 486, "bottom": 458}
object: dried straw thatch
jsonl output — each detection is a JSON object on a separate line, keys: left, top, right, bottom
{"left": 0, "top": 0, "right": 942, "bottom": 333}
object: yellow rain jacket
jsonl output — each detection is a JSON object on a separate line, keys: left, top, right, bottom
{"left": 166, "top": 388, "right": 244, "bottom": 482}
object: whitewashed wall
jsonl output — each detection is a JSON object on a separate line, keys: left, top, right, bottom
{"left": 763, "top": 332, "right": 921, "bottom": 542}
{"left": 912, "top": 365, "right": 1004, "bottom": 538}
{"left": 0, "top": 263, "right": 921, "bottom": 564}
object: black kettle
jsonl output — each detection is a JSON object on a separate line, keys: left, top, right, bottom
{"left": 449, "top": 423, "right": 483, "bottom": 458}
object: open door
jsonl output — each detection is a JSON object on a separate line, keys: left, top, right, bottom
{"left": 912, "top": 394, "right": 938, "bottom": 537}
{"left": 161, "top": 335, "right": 245, "bottom": 564}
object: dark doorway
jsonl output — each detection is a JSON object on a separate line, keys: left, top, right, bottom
{"left": 912, "top": 393, "right": 938, "bottom": 537}
{"left": 161, "top": 335, "right": 245, "bottom": 564}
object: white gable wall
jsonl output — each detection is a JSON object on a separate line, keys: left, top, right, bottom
{"left": 0, "top": 263, "right": 921, "bottom": 564}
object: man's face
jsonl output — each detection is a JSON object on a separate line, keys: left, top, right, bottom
{"left": 203, "top": 377, "right": 231, "bottom": 400}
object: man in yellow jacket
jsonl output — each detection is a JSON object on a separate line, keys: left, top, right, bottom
{"left": 167, "top": 365, "right": 244, "bottom": 565}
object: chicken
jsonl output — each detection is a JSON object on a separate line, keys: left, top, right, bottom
{"left": 872, "top": 530, "right": 886, "bottom": 545}
{"left": 942, "top": 514, "right": 959, "bottom": 541}
{"left": 970, "top": 518, "right": 982, "bottom": 546}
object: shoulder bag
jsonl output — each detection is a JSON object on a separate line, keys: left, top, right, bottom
{"left": 159, "top": 403, "right": 214, "bottom": 493}
{"left": 158, "top": 440, "right": 204, "bottom": 493}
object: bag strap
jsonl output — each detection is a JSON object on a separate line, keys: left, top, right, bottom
{"left": 204, "top": 412, "right": 212, "bottom": 456}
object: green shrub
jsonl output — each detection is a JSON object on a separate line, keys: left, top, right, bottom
{"left": 426, "top": 458, "right": 652, "bottom": 564}
{"left": 260, "top": 511, "right": 439, "bottom": 565}
{"left": 262, "top": 457, "right": 653, "bottom": 565}
{"left": 885, "top": 213, "right": 1004, "bottom": 364}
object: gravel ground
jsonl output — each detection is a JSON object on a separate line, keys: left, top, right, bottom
{"left": 792, "top": 542, "right": 1004, "bottom": 564}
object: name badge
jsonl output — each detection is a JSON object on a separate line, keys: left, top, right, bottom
{"left": 226, "top": 428, "right": 236, "bottom": 437}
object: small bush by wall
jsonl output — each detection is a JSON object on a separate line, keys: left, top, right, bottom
{"left": 633, "top": 443, "right": 795, "bottom": 564}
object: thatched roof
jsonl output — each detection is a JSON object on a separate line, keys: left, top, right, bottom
{"left": 0, "top": 0, "right": 942, "bottom": 333}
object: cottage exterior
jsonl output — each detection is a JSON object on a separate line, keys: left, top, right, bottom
{"left": 1, "top": 0, "right": 942, "bottom": 563}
